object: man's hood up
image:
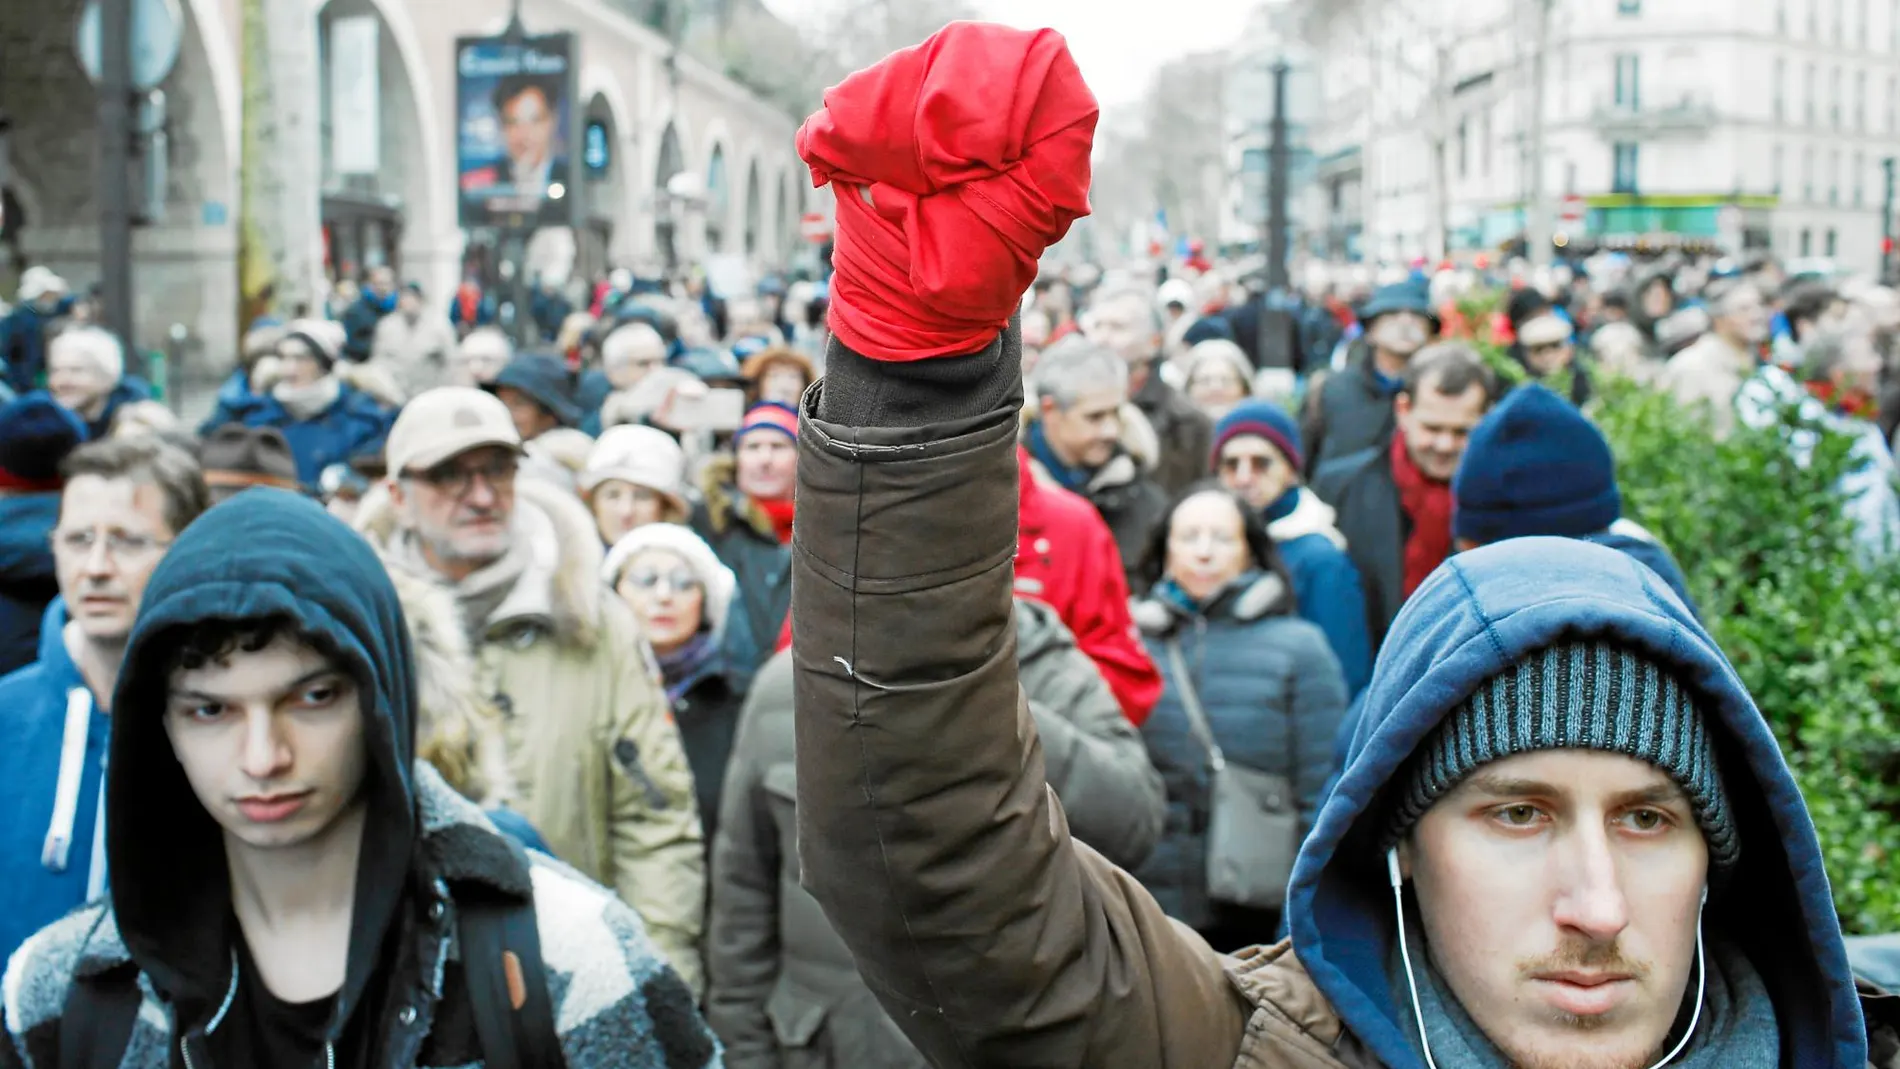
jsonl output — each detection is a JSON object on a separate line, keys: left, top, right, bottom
{"left": 108, "top": 489, "right": 418, "bottom": 1039}
{"left": 0, "top": 493, "right": 58, "bottom": 590}
{"left": 1286, "top": 537, "right": 1863, "bottom": 1068}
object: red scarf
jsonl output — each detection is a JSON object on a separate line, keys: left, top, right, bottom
{"left": 1389, "top": 434, "right": 1455, "bottom": 599}
{"left": 757, "top": 497, "right": 796, "bottom": 545}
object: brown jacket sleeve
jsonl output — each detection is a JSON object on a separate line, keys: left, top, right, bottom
{"left": 790, "top": 393, "right": 1251, "bottom": 1069}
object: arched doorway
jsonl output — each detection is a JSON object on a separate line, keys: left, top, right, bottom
{"left": 654, "top": 122, "right": 685, "bottom": 268}
{"left": 744, "top": 159, "right": 762, "bottom": 258}
{"left": 705, "top": 144, "right": 730, "bottom": 253}
{"left": 578, "top": 92, "right": 626, "bottom": 281}
{"left": 316, "top": 0, "right": 432, "bottom": 290}
{"left": 777, "top": 168, "right": 794, "bottom": 265}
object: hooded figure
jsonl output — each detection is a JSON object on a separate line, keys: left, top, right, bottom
{"left": 0, "top": 491, "right": 718, "bottom": 1069}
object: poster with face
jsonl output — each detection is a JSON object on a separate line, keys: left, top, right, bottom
{"left": 456, "top": 34, "right": 577, "bottom": 227}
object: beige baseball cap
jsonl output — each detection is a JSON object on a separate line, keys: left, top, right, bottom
{"left": 384, "top": 387, "right": 523, "bottom": 476}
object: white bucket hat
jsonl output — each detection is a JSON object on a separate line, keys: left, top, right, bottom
{"left": 602, "top": 522, "right": 736, "bottom": 638}
{"left": 578, "top": 425, "right": 690, "bottom": 519}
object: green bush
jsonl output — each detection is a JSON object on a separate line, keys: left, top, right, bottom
{"left": 1593, "top": 376, "right": 1900, "bottom": 933}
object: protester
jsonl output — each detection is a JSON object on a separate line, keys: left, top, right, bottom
{"left": 1085, "top": 284, "right": 1214, "bottom": 496}
{"left": 1453, "top": 382, "right": 1697, "bottom": 613}
{"left": 1785, "top": 327, "right": 1900, "bottom": 557}
{"left": 603, "top": 523, "right": 744, "bottom": 851}
{"left": 0, "top": 267, "right": 74, "bottom": 394}
{"left": 1590, "top": 319, "right": 1659, "bottom": 382}
{"left": 0, "top": 488, "right": 719, "bottom": 1069}
{"left": 0, "top": 397, "right": 88, "bottom": 676}
{"left": 486, "top": 353, "right": 584, "bottom": 443}
{"left": 780, "top": 28, "right": 1866, "bottom": 1068}
{"left": 1131, "top": 486, "right": 1348, "bottom": 951}
{"left": 531, "top": 275, "right": 574, "bottom": 342}
{"left": 1661, "top": 276, "right": 1772, "bottom": 437}
{"left": 450, "top": 325, "right": 512, "bottom": 388}
{"left": 448, "top": 275, "right": 496, "bottom": 337}
{"left": 198, "top": 320, "right": 394, "bottom": 487}
{"left": 1513, "top": 308, "right": 1592, "bottom": 405}
{"left": 356, "top": 386, "right": 707, "bottom": 990}
{"left": 1181, "top": 337, "right": 1254, "bottom": 422}
{"left": 739, "top": 345, "right": 815, "bottom": 409}
{"left": 370, "top": 280, "right": 458, "bottom": 398}
{"left": 108, "top": 400, "right": 184, "bottom": 441}
{"left": 1213, "top": 399, "right": 1372, "bottom": 698}
{"left": 693, "top": 402, "right": 797, "bottom": 693}
{"left": 198, "top": 424, "right": 303, "bottom": 504}
{"left": 707, "top": 598, "right": 1166, "bottom": 1068}
{"left": 0, "top": 436, "right": 207, "bottom": 960}
{"left": 1014, "top": 446, "right": 1164, "bottom": 724}
{"left": 1023, "top": 338, "right": 1170, "bottom": 588}
{"left": 579, "top": 424, "right": 692, "bottom": 546}
{"left": 340, "top": 264, "right": 398, "bottom": 362}
{"left": 42, "top": 325, "right": 151, "bottom": 440}
{"left": 584, "top": 321, "right": 670, "bottom": 433}
{"left": 1313, "top": 343, "right": 1495, "bottom": 648}
{"left": 1304, "top": 279, "right": 1438, "bottom": 476}
{"left": 1630, "top": 265, "right": 1679, "bottom": 345}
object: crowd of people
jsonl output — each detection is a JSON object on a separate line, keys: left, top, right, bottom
{"left": 3, "top": 18, "right": 1900, "bottom": 1069}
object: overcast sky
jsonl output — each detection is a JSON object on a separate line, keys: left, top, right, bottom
{"left": 761, "top": 0, "right": 1262, "bottom": 109}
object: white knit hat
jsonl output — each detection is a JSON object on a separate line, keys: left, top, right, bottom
{"left": 602, "top": 522, "right": 736, "bottom": 638}
{"left": 579, "top": 425, "right": 690, "bottom": 518}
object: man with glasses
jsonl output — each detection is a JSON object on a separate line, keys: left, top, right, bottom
{"left": 358, "top": 386, "right": 709, "bottom": 991}
{"left": 0, "top": 436, "right": 208, "bottom": 958}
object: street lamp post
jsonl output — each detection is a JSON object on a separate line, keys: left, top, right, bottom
{"left": 1258, "top": 57, "right": 1294, "bottom": 370}
{"left": 99, "top": 0, "right": 136, "bottom": 349}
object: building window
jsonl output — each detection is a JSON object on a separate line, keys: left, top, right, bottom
{"left": 1831, "top": 67, "right": 1842, "bottom": 128}
{"left": 1806, "top": 63, "right": 1818, "bottom": 122}
{"left": 1778, "top": 0, "right": 1787, "bottom": 31}
{"left": 1614, "top": 54, "right": 1641, "bottom": 109}
{"left": 1457, "top": 120, "right": 1469, "bottom": 178}
{"left": 1775, "top": 59, "right": 1787, "bottom": 121}
{"left": 1801, "top": 228, "right": 1814, "bottom": 255}
{"left": 1618, "top": 0, "right": 1641, "bottom": 11}
{"left": 1855, "top": 150, "right": 1866, "bottom": 204}
{"left": 1481, "top": 109, "right": 1493, "bottom": 176}
{"left": 1836, "top": 0, "right": 1846, "bottom": 38}
{"left": 1805, "top": 149, "right": 1816, "bottom": 201}
{"left": 1831, "top": 149, "right": 1842, "bottom": 203}
{"left": 1613, "top": 142, "right": 1640, "bottom": 193}
{"left": 1811, "top": 0, "right": 1821, "bottom": 36}
{"left": 1774, "top": 144, "right": 1785, "bottom": 195}
{"left": 1827, "top": 228, "right": 1839, "bottom": 256}
{"left": 1857, "top": 71, "right": 1867, "bottom": 130}
{"left": 1889, "top": 75, "right": 1897, "bottom": 131}
{"left": 1862, "top": 0, "right": 1871, "bottom": 41}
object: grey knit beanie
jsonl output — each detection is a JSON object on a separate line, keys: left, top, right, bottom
{"left": 1385, "top": 640, "right": 1739, "bottom": 871}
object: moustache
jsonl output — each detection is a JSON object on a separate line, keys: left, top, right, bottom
{"left": 1519, "top": 940, "right": 1651, "bottom": 982}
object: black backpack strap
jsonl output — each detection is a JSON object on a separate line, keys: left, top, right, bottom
{"left": 58, "top": 969, "right": 142, "bottom": 1069}
{"left": 459, "top": 893, "right": 561, "bottom": 1069}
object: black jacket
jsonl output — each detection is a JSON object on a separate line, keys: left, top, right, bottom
{"left": 1311, "top": 444, "right": 1406, "bottom": 651}
{"left": 1132, "top": 371, "right": 1214, "bottom": 499}
{"left": 1303, "top": 341, "right": 1397, "bottom": 478}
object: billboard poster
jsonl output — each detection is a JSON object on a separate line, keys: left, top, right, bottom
{"left": 456, "top": 33, "right": 577, "bottom": 228}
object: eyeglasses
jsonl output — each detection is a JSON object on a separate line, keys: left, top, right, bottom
{"left": 51, "top": 528, "right": 172, "bottom": 561}
{"left": 622, "top": 568, "right": 702, "bottom": 596}
{"left": 409, "top": 455, "right": 518, "bottom": 498}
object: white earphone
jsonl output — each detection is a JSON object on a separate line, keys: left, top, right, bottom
{"left": 1385, "top": 847, "right": 1707, "bottom": 1069}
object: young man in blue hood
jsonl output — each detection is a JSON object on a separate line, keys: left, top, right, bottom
{"left": 0, "top": 489, "right": 719, "bottom": 1069}
{"left": 778, "top": 28, "right": 1870, "bottom": 1067}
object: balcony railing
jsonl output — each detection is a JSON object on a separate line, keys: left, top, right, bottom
{"left": 1591, "top": 96, "right": 1718, "bottom": 138}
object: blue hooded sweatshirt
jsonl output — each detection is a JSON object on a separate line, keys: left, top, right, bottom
{"left": 0, "top": 492, "right": 60, "bottom": 676}
{"left": 1286, "top": 536, "right": 1865, "bottom": 1068}
{"left": 0, "top": 598, "right": 112, "bottom": 961}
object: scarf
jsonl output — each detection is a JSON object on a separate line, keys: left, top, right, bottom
{"left": 756, "top": 497, "right": 796, "bottom": 545}
{"left": 1389, "top": 433, "right": 1455, "bottom": 599}
{"left": 271, "top": 375, "right": 341, "bottom": 422}
{"left": 390, "top": 504, "right": 555, "bottom": 643}
{"left": 1386, "top": 917, "right": 1780, "bottom": 1069}
{"left": 1154, "top": 569, "right": 1264, "bottom": 619}
{"left": 656, "top": 632, "right": 721, "bottom": 706}
{"left": 1025, "top": 420, "right": 1093, "bottom": 494}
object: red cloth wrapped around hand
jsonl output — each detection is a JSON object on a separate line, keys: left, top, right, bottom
{"left": 796, "top": 22, "right": 1098, "bottom": 362}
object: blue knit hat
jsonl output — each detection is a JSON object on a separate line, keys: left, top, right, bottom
{"left": 1181, "top": 315, "right": 1237, "bottom": 347}
{"left": 1452, "top": 383, "right": 1619, "bottom": 545}
{"left": 0, "top": 395, "right": 87, "bottom": 488}
{"left": 1212, "top": 398, "right": 1303, "bottom": 474}
{"left": 1386, "top": 639, "right": 1738, "bottom": 872}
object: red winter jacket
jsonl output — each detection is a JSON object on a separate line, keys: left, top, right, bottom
{"left": 1013, "top": 447, "right": 1162, "bottom": 725}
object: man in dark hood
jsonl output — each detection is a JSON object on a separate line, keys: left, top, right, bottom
{"left": 0, "top": 490, "right": 718, "bottom": 1069}
{"left": 776, "top": 22, "right": 1871, "bottom": 1069}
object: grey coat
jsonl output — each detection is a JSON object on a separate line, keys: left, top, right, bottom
{"left": 705, "top": 599, "right": 1164, "bottom": 1069}
{"left": 1303, "top": 342, "right": 1396, "bottom": 478}
{"left": 1311, "top": 443, "right": 1406, "bottom": 651}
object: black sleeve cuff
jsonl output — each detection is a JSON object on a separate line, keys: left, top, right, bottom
{"left": 816, "top": 318, "right": 1024, "bottom": 429}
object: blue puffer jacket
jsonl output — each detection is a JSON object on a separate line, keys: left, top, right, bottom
{"left": 1266, "top": 487, "right": 1373, "bottom": 699}
{"left": 198, "top": 380, "right": 394, "bottom": 487}
{"left": 0, "top": 599, "right": 111, "bottom": 962}
{"left": 1131, "top": 571, "right": 1349, "bottom": 932}
{"left": 0, "top": 493, "right": 60, "bottom": 678}
{"left": 0, "top": 298, "right": 75, "bottom": 394}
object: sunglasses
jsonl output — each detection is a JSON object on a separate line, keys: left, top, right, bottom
{"left": 623, "top": 568, "right": 703, "bottom": 595}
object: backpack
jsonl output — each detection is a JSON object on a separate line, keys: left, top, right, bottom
{"left": 57, "top": 894, "right": 562, "bottom": 1069}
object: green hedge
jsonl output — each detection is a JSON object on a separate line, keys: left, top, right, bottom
{"left": 1592, "top": 377, "right": 1900, "bottom": 933}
